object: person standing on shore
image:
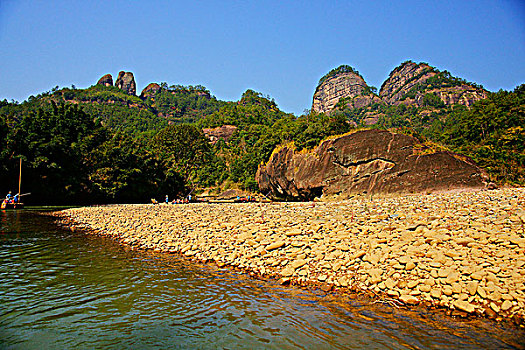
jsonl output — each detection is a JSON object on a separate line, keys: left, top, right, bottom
{"left": 165, "top": 195, "right": 169, "bottom": 204}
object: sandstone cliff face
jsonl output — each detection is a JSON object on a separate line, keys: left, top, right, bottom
{"left": 313, "top": 61, "right": 488, "bottom": 115}
{"left": 379, "top": 61, "right": 487, "bottom": 107}
{"left": 97, "top": 74, "right": 113, "bottom": 87}
{"left": 379, "top": 62, "right": 435, "bottom": 104}
{"left": 256, "top": 129, "right": 487, "bottom": 200}
{"left": 312, "top": 71, "right": 375, "bottom": 114}
{"left": 115, "top": 71, "right": 136, "bottom": 95}
{"left": 140, "top": 83, "right": 161, "bottom": 98}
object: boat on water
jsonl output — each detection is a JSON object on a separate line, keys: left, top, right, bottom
{"left": 1, "top": 159, "right": 27, "bottom": 210}
{"left": 1, "top": 201, "right": 24, "bottom": 209}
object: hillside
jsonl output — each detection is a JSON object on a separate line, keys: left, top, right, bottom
{"left": 0, "top": 61, "right": 523, "bottom": 204}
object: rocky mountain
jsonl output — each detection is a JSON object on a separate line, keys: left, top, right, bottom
{"left": 312, "top": 61, "right": 488, "bottom": 115}
{"left": 379, "top": 61, "right": 487, "bottom": 107}
{"left": 115, "top": 71, "right": 137, "bottom": 95}
{"left": 312, "top": 65, "right": 382, "bottom": 114}
{"left": 257, "top": 129, "right": 488, "bottom": 200}
{"left": 96, "top": 74, "right": 113, "bottom": 87}
{"left": 140, "top": 83, "right": 161, "bottom": 98}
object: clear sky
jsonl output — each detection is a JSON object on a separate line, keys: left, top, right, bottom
{"left": 1, "top": 0, "right": 524, "bottom": 115}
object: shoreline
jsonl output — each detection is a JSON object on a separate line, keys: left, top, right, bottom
{"left": 51, "top": 188, "right": 525, "bottom": 326}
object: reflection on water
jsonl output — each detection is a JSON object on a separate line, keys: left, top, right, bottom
{"left": 0, "top": 209, "right": 523, "bottom": 349}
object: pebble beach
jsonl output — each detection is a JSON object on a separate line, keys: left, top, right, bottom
{"left": 53, "top": 188, "right": 525, "bottom": 325}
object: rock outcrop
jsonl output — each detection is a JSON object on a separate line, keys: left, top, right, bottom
{"left": 313, "top": 61, "right": 488, "bottom": 115}
{"left": 140, "top": 83, "right": 161, "bottom": 99}
{"left": 379, "top": 61, "right": 435, "bottom": 104}
{"left": 203, "top": 125, "right": 238, "bottom": 145}
{"left": 97, "top": 74, "right": 113, "bottom": 87}
{"left": 379, "top": 61, "right": 487, "bottom": 107}
{"left": 312, "top": 66, "right": 380, "bottom": 114}
{"left": 115, "top": 71, "right": 136, "bottom": 95}
{"left": 257, "top": 129, "right": 488, "bottom": 200}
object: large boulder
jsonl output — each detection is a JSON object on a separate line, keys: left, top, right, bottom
{"left": 256, "top": 129, "right": 488, "bottom": 200}
{"left": 96, "top": 74, "right": 113, "bottom": 87}
{"left": 115, "top": 71, "right": 136, "bottom": 95}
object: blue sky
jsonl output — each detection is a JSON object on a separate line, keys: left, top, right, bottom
{"left": 1, "top": 0, "right": 524, "bottom": 115}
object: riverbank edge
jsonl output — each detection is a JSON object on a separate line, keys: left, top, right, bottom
{"left": 49, "top": 205, "right": 524, "bottom": 328}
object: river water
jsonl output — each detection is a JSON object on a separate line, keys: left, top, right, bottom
{"left": 0, "top": 209, "right": 523, "bottom": 349}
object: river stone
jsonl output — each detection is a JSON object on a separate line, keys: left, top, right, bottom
{"left": 452, "top": 283, "right": 462, "bottom": 294}
{"left": 501, "top": 300, "right": 513, "bottom": 311}
{"left": 445, "top": 272, "right": 460, "bottom": 284}
{"left": 430, "top": 288, "right": 442, "bottom": 299}
{"left": 292, "top": 259, "right": 307, "bottom": 269}
{"left": 490, "top": 302, "right": 501, "bottom": 313}
{"left": 407, "top": 280, "right": 419, "bottom": 289}
{"left": 400, "top": 294, "right": 419, "bottom": 305}
{"left": 471, "top": 271, "right": 484, "bottom": 280}
{"left": 477, "top": 286, "right": 487, "bottom": 299}
{"left": 424, "top": 278, "right": 436, "bottom": 286}
{"left": 398, "top": 256, "right": 411, "bottom": 264}
{"left": 367, "top": 253, "right": 380, "bottom": 265}
{"left": 456, "top": 237, "right": 474, "bottom": 246}
{"left": 489, "top": 291, "right": 502, "bottom": 302}
{"left": 286, "top": 228, "right": 303, "bottom": 236}
{"left": 281, "top": 267, "right": 294, "bottom": 277}
{"left": 384, "top": 278, "right": 397, "bottom": 289}
{"left": 267, "top": 241, "right": 286, "bottom": 251}
{"left": 438, "top": 268, "right": 451, "bottom": 278}
{"left": 387, "top": 289, "right": 400, "bottom": 297}
{"left": 466, "top": 281, "right": 478, "bottom": 295}
{"left": 354, "top": 250, "right": 366, "bottom": 259}
{"left": 453, "top": 300, "right": 475, "bottom": 313}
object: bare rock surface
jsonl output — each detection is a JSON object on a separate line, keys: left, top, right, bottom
{"left": 313, "top": 61, "right": 488, "bottom": 115}
{"left": 379, "top": 61, "right": 487, "bottom": 107}
{"left": 257, "top": 129, "right": 488, "bottom": 201}
{"left": 312, "top": 71, "right": 377, "bottom": 114}
{"left": 96, "top": 74, "right": 113, "bottom": 87}
{"left": 202, "top": 125, "right": 238, "bottom": 145}
{"left": 140, "top": 83, "right": 161, "bottom": 98}
{"left": 53, "top": 188, "right": 525, "bottom": 325}
{"left": 115, "top": 71, "right": 137, "bottom": 95}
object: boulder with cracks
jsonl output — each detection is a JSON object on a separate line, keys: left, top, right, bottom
{"left": 256, "top": 129, "right": 488, "bottom": 200}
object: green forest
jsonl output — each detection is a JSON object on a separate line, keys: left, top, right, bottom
{"left": 0, "top": 75, "right": 523, "bottom": 205}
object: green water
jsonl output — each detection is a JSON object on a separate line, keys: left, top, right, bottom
{"left": 0, "top": 209, "right": 523, "bottom": 349}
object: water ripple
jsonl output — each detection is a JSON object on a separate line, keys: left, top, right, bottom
{"left": 0, "top": 211, "right": 524, "bottom": 349}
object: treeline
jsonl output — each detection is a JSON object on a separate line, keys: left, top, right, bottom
{"left": 1, "top": 82, "right": 522, "bottom": 205}
{"left": 0, "top": 89, "right": 352, "bottom": 204}
{"left": 0, "top": 102, "right": 212, "bottom": 204}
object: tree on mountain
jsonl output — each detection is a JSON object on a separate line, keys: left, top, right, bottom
{"left": 150, "top": 124, "right": 212, "bottom": 193}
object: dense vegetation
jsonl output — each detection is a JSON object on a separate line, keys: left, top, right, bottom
{"left": 0, "top": 100, "right": 212, "bottom": 204}
{"left": 0, "top": 85, "right": 352, "bottom": 204}
{"left": 0, "top": 74, "right": 522, "bottom": 204}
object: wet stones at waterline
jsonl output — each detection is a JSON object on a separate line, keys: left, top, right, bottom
{"left": 53, "top": 188, "right": 525, "bottom": 325}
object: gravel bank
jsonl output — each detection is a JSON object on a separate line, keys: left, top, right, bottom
{"left": 53, "top": 188, "right": 525, "bottom": 325}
